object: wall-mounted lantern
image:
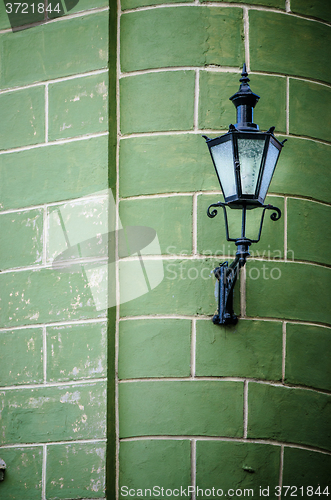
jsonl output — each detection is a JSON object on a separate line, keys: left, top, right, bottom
{"left": 203, "top": 65, "right": 286, "bottom": 326}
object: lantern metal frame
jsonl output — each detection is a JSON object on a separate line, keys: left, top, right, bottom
{"left": 204, "top": 127, "right": 284, "bottom": 208}
{"left": 204, "top": 64, "right": 286, "bottom": 326}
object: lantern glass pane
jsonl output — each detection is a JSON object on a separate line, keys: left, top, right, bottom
{"left": 238, "top": 138, "right": 265, "bottom": 195}
{"left": 210, "top": 140, "right": 237, "bottom": 199}
{"left": 259, "top": 142, "right": 280, "bottom": 202}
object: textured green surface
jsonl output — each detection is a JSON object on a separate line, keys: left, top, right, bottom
{"left": 46, "top": 442, "right": 106, "bottom": 498}
{"left": 0, "top": 447, "right": 42, "bottom": 499}
{"left": 247, "top": 383, "right": 331, "bottom": 450}
{"left": 0, "top": 209, "right": 43, "bottom": 270}
{"left": 119, "top": 381, "right": 244, "bottom": 437}
{"left": 0, "top": 328, "right": 43, "bottom": 386}
{"left": 287, "top": 198, "right": 331, "bottom": 266}
{"left": 283, "top": 447, "right": 331, "bottom": 489}
{"left": 0, "top": 87, "right": 44, "bottom": 150}
{"left": 119, "top": 440, "right": 191, "bottom": 500}
{"left": 249, "top": 11, "right": 331, "bottom": 84}
{"left": 119, "top": 134, "right": 219, "bottom": 198}
{"left": 120, "top": 258, "right": 228, "bottom": 317}
{"left": 119, "top": 196, "right": 193, "bottom": 255}
{"left": 196, "top": 441, "right": 280, "bottom": 494}
{"left": 291, "top": 0, "right": 331, "bottom": 23}
{"left": 196, "top": 319, "right": 282, "bottom": 380}
{"left": 285, "top": 323, "right": 331, "bottom": 391}
{"left": 0, "top": 382, "right": 106, "bottom": 444}
{"left": 289, "top": 79, "right": 331, "bottom": 142}
{"left": 118, "top": 319, "right": 191, "bottom": 379}
{"left": 121, "top": 0, "right": 191, "bottom": 9}
{"left": 120, "top": 7, "right": 244, "bottom": 72}
{"left": 48, "top": 73, "right": 108, "bottom": 140}
{"left": 197, "top": 194, "right": 284, "bottom": 258}
{"left": 199, "top": 72, "right": 286, "bottom": 133}
{"left": 120, "top": 71, "right": 195, "bottom": 134}
{"left": 47, "top": 322, "right": 107, "bottom": 382}
{"left": 270, "top": 137, "right": 331, "bottom": 204}
{"left": 0, "top": 137, "right": 108, "bottom": 211}
{"left": 0, "top": 268, "right": 106, "bottom": 328}
{"left": 0, "top": 12, "right": 108, "bottom": 89}
{"left": 246, "top": 261, "right": 331, "bottom": 325}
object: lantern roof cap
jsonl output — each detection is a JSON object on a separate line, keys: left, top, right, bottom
{"left": 229, "top": 64, "right": 260, "bottom": 109}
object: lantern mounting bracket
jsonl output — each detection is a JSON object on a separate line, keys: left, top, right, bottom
{"left": 207, "top": 202, "right": 281, "bottom": 325}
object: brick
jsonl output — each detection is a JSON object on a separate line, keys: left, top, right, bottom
{"left": 199, "top": 72, "right": 286, "bottom": 134}
{"left": 287, "top": 198, "right": 331, "bottom": 266}
{"left": 0, "top": 382, "right": 106, "bottom": 444}
{"left": 247, "top": 383, "right": 331, "bottom": 450}
{"left": 0, "top": 446, "right": 42, "bottom": 499}
{"left": 118, "top": 319, "right": 191, "bottom": 379}
{"left": 0, "top": 87, "right": 44, "bottom": 150}
{"left": 197, "top": 194, "right": 284, "bottom": 259}
{"left": 119, "top": 258, "right": 237, "bottom": 317}
{"left": 46, "top": 442, "right": 106, "bottom": 498}
{"left": 48, "top": 73, "right": 108, "bottom": 141}
{"left": 0, "top": 136, "right": 108, "bottom": 211}
{"left": 196, "top": 441, "right": 280, "bottom": 493}
{"left": 0, "top": 1, "right": 44, "bottom": 30}
{"left": 49, "top": 0, "right": 108, "bottom": 19}
{"left": 196, "top": 319, "right": 282, "bottom": 381}
{"left": 119, "top": 196, "right": 193, "bottom": 255}
{"left": 283, "top": 447, "right": 331, "bottom": 489}
{"left": 119, "top": 381, "right": 244, "bottom": 438}
{"left": 249, "top": 11, "right": 331, "bottom": 84}
{"left": 0, "top": 328, "right": 43, "bottom": 386}
{"left": 289, "top": 79, "right": 331, "bottom": 142}
{"left": 246, "top": 261, "right": 331, "bottom": 325}
{"left": 0, "top": 12, "right": 108, "bottom": 88}
{"left": 0, "top": 209, "right": 43, "bottom": 270}
{"left": 120, "top": 72, "right": 195, "bottom": 134}
{"left": 0, "top": 267, "right": 106, "bottom": 328}
{"left": 119, "top": 440, "right": 191, "bottom": 499}
{"left": 121, "top": 0, "right": 191, "bottom": 10}
{"left": 47, "top": 197, "right": 109, "bottom": 262}
{"left": 291, "top": 0, "right": 331, "bottom": 24}
{"left": 120, "top": 7, "right": 244, "bottom": 72}
{"left": 285, "top": 323, "right": 331, "bottom": 391}
{"left": 47, "top": 322, "right": 107, "bottom": 382}
{"left": 119, "top": 135, "right": 219, "bottom": 198}
{"left": 271, "top": 137, "right": 331, "bottom": 205}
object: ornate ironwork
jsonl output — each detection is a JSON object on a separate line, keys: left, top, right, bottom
{"left": 207, "top": 202, "right": 282, "bottom": 325}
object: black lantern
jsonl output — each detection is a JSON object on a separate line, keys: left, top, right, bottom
{"left": 204, "top": 65, "right": 286, "bottom": 326}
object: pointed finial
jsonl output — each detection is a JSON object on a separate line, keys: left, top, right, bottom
{"left": 240, "top": 63, "right": 250, "bottom": 85}
{"left": 229, "top": 64, "right": 260, "bottom": 131}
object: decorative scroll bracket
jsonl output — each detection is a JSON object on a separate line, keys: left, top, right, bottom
{"left": 207, "top": 202, "right": 281, "bottom": 325}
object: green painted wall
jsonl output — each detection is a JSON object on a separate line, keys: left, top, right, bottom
{"left": 117, "top": 0, "right": 331, "bottom": 498}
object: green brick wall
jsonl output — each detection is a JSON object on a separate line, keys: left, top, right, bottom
{"left": 1, "top": 1, "right": 330, "bottom": 499}
{"left": 117, "top": 1, "right": 331, "bottom": 498}
{"left": 0, "top": 2, "right": 115, "bottom": 499}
